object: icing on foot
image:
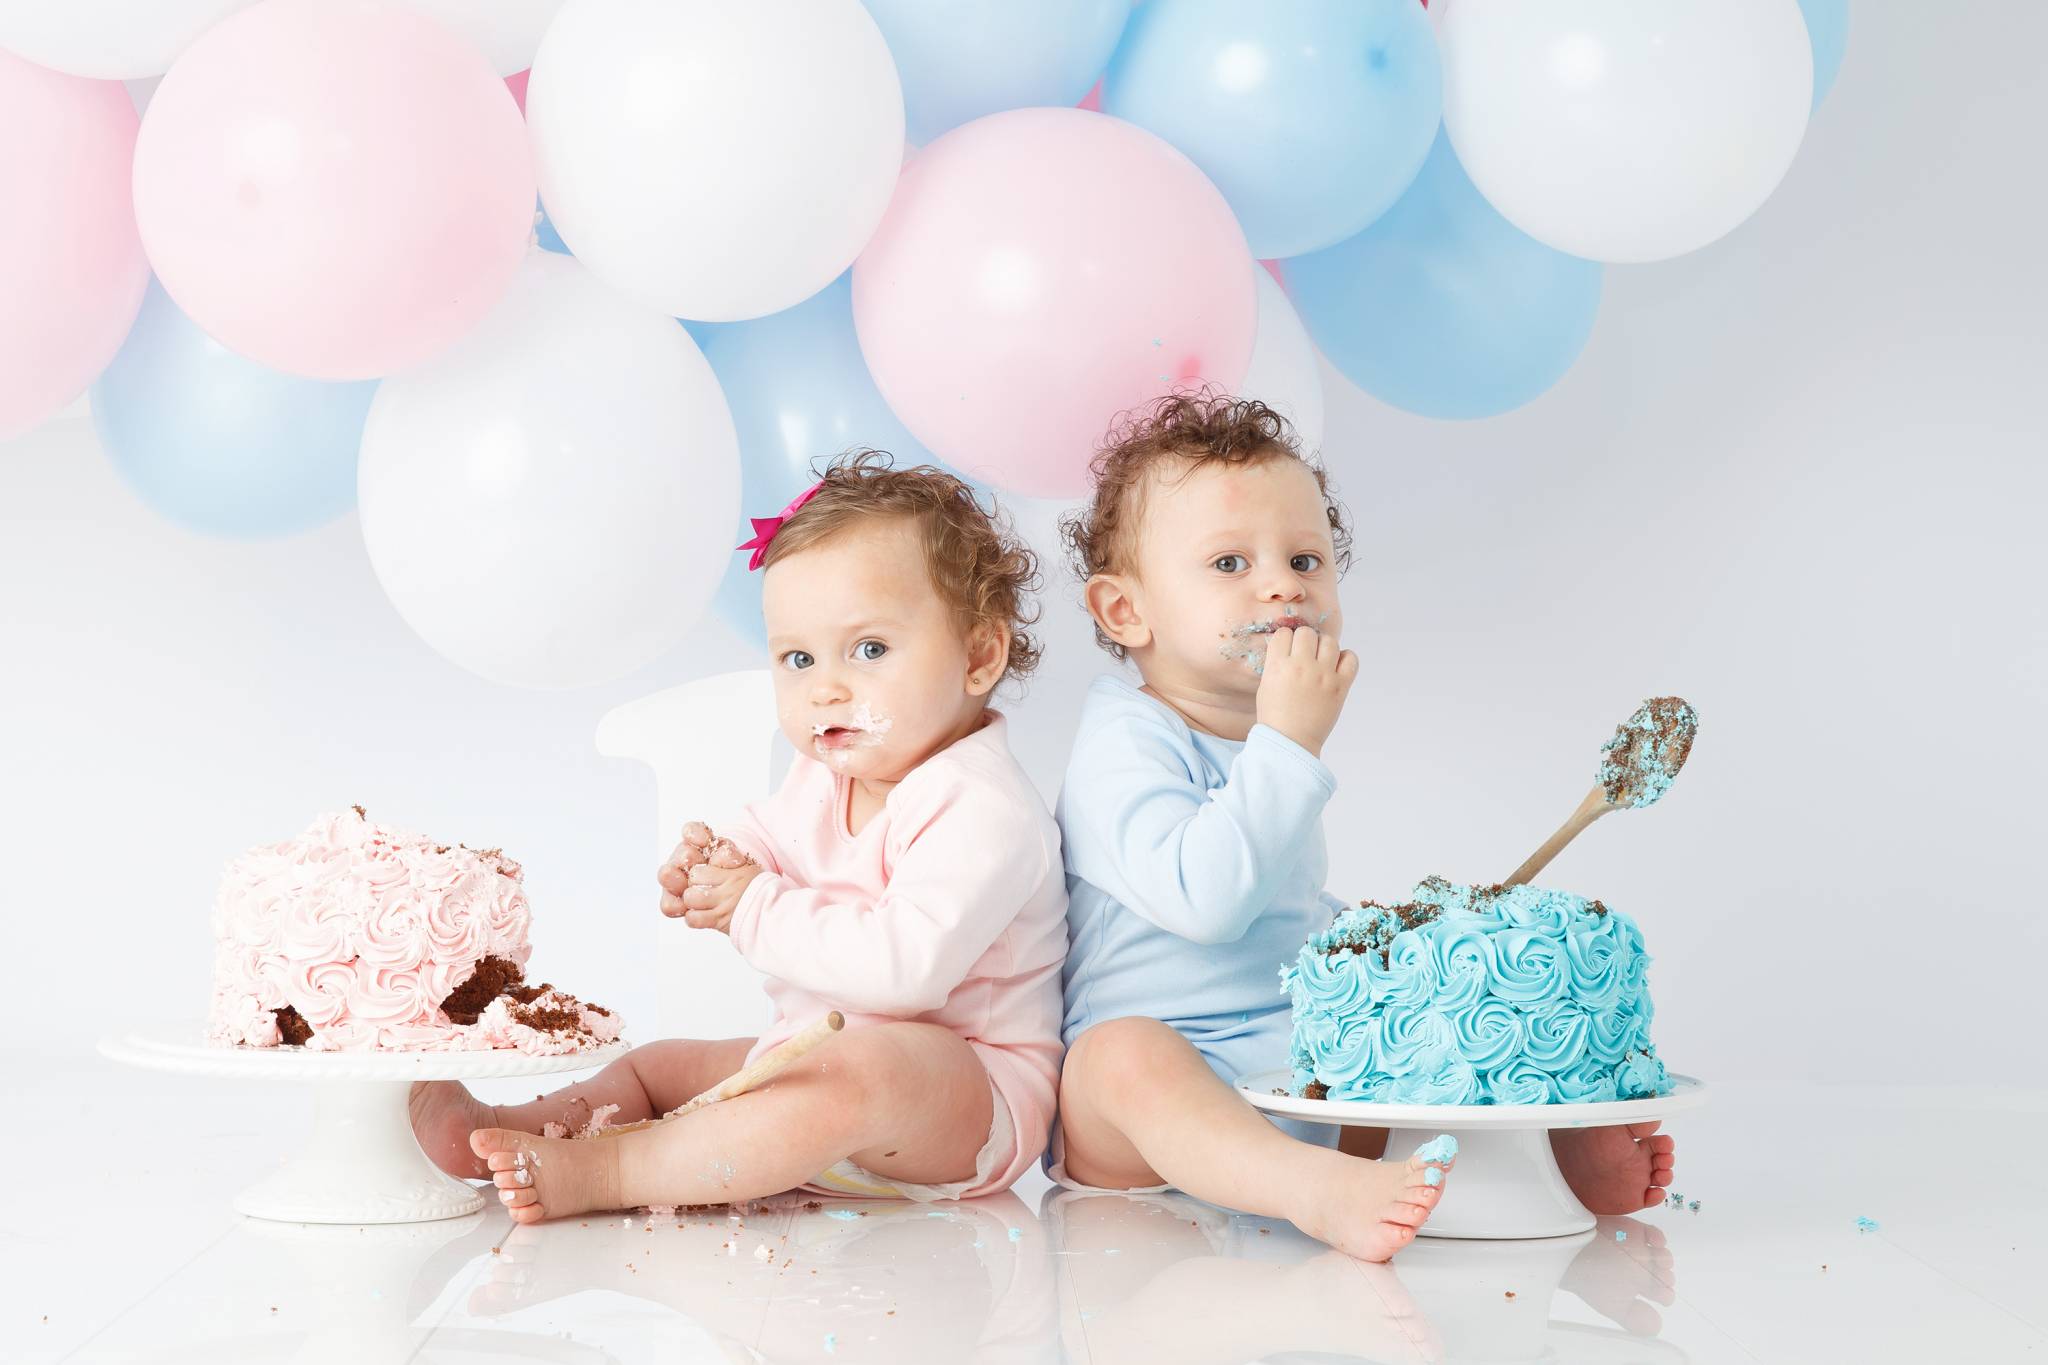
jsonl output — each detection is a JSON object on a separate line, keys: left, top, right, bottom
{"left": 1551, "top": 1121, "right": 1676, "bottom": 1214}
{"left": 1294, "top": 1134, "right": 1458, "bottom": 1263}
{"left": 472, "top": 1127, "right": 623, "bottom": 1224}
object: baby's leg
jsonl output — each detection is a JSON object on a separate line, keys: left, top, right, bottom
{"left": 410, "top": 1036, "right": 754, "bottom": 1181}
{"left": 472, "top": 1022, "right": 994, "bottom": 1223}
{"left": 1056, "top": 1016, "right": 1454, "bottom": 1263}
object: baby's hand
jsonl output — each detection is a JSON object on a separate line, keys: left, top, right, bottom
{"left": 1254, "top": 625, "right": 1359, "bottom": 757}
{"left": 658, "top": 821, "right": 754, "bottom": 919}
{"left": 679, "top": 860, "right": 763, "bottom": 934}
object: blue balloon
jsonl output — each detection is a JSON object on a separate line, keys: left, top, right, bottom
{"left": 699, "top": 272, "right": 948, "bottom": 646}
{"left": 1285, "top": 133, "right": 1603, "bottom": 421}
{"left": 1799, "top": 0, "right": 1849, "bottom": 111}
{"left": 91, "top": 279, "right": 376, "bottom": 537}
{"left": 1104, "top": 0, "right": 1441, "bottom": 259}
{"left": 534, "top": 196, "right": 569, "bottom": 255}
{"left": 862, "top": 0, "right": 1130, "bottom": 145}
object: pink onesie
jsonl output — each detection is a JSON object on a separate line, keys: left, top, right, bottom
{"left": 720, "top": 709, "right": 1067, "bottom": 1199}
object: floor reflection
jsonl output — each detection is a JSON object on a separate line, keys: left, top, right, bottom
{"left": 1040, "top": 1188, "right": 1689, "bottom": 1364}
{"left": 463, "top": 1192, "right": 1057, "bottom": 1364}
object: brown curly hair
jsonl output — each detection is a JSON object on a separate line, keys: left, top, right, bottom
{"left": 760, "top": 450, "right": 1042, "bottom": 684}
{"left": 1060, "top": 391, "right": 1352, "bottom": 661}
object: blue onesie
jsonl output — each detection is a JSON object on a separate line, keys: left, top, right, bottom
{"left": 1056, "top": 673, "right": 1348, "bottom": 1150}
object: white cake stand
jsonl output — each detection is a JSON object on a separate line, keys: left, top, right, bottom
{"left": 1237, "top": 1069, "right": 1708, "bottom": 1241}
{"left": 99, "top": 1026, "right": 629, "bottom": 1225}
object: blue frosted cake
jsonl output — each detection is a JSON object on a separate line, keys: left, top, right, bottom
{"left": 1280, "top": 877, "right": 1670, "bottom": 1105}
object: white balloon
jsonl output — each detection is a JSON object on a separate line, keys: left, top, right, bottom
{"left": 1238, "top": 269, "right": 1326, "bottom": 455}
{"left": 1440, "top": 0, "right": 1811, "bottom": 263}
{"left": 0, "top": 0, "right": 256, "bottom": 78}
{"left": 399, "top": 0, "right": 564, "bottom": 76}
{"left": 528, "top": 0, "right": 905, "bottom": 320}
{"left": 359, "top": 252, "right": 740, "bottom": 690}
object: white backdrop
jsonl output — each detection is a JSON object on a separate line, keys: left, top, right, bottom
{"left": 3, "top": 3, "right": 2042, "bottom": 1095}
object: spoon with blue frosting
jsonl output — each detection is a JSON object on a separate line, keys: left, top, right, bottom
{"left": 1505, "top": 697, "right": 1699, "bottom": 886}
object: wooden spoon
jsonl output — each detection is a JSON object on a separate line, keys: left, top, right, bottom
{"left": 586, "top": 1010, "right": 845, "bottom": 1139}
{"left": 1504, "top": 697, "right": 1698, "bottom": 887}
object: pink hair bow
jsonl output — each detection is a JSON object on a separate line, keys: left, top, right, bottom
{"left": 736, "top": 480, "right": 825, "bottom": 571}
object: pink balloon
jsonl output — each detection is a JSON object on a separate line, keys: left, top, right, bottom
{"left": 0, "top": 51, "right": 149, "bottom": 439}
{"left": 132, "top": 0, "right": 534, "bottom": 381}
{"left": 854, "top": 108, "right": 1255, "bottom": 499}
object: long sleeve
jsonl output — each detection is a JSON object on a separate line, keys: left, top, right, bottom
{"left": 726, "top": 779, "right": 1048, "bottom": 1016}
{"left": 1060, "top": 713, "right": 1337, "bottom": 947}
{"left": 721, "top": 790, "right": 791, "bottom": 877}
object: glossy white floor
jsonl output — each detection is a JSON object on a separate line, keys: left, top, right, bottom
{"left": 12, "top": 1049, "right": 2043, "bottom": 1364}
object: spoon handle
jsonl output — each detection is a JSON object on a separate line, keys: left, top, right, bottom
{"left": 1505, "top": 785, "right": 1615, "bottom": 887}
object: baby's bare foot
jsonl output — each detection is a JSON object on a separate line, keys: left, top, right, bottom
{"left": 472, "top": 1127, "right": 624, "bottom": 1225}
{"left": 409, "top": 1081, "right": 499, "bottom": 1181}
{"left": 1294, "top": 1135, "right": 1457, "bottom": 1263}
{"left": 1551, "top": 1121, "right": 1676, "bottom": 1214}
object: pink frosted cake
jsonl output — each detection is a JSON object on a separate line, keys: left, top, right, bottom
{"left": 206, "top": 807, "right": 623, "bottom": 1054}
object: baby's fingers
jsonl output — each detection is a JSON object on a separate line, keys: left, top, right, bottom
{"left": 707, "top": 838, "right": 751, "bottom": 870}
{"left": 657, "top": 858, "right": 691, "bottom": 894}
{"left": 680, "top": 820, "right": 713, "bottom": 848}
{"left": 1337, "top": 649, "right": 1360, "bottom": 684}
{"left": 659, "top": 890, "right": 689, "bottom": 918}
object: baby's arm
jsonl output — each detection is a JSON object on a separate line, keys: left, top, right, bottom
{"left": 1064, "top": 713, "right": 1337, "bottom": 946}
{"left": 657, "top": 802, "right": 787, "bottom": 921}
{"left": 725, "top": 784, "right": 1045, "bottom": 1015}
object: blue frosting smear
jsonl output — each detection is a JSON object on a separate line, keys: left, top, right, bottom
{"left": 1412, "top": 1134, "right": 1459, "bottom": 1164}
{"left": 1598, "top": 697, "right": 1698, "bottom": 808}
{"left": 1281, "top": 879, "right": 1671, "bottom": 1106}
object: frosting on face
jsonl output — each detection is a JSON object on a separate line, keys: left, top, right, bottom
{"left": 1281, "top": 879, "right": 1669, "bottom": 1105}
{"left": 1598, "top": 697, "right": 1698, "bottom": 808}
{"left": 206, "top": 808, "right": 621, "bottom": 1054}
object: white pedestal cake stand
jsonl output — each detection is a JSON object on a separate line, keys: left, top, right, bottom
{"left": 99, "top": 1026, "right": 628, "bottom": 1224}
{"left": 1237, "top": 1070, "right": 1708, "bottom": 1240}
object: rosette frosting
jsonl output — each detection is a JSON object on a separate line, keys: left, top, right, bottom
{"left": 1279, "top": 878, "right": 1669, "bottom": 1105}
{"left": 205, "top": 808, "right": 622, "bottom": 1054}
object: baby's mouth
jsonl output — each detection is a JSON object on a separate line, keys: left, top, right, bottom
{"left": 1233, "top": 612, "right": 1315, "bottom": 638}
{"left": 813, "top": 725, "right": 862, "bottom": 749}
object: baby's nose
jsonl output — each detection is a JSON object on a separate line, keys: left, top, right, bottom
{"left": 1261, "top": 575, "right": 1306, "bottom": 602}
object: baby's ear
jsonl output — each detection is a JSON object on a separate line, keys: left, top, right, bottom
{"left": 965, "top": 621, "right": 1010, "bottom": 696}
{"left": 1084, "top": 573, "right": 1150, "bottom": 651}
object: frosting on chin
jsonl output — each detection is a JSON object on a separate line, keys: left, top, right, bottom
{"left": 1281, "top": 878, "right": 1669, "bottom": 1105}
{"left": 206, "top": 808, "right": 620, "bottom": 1054}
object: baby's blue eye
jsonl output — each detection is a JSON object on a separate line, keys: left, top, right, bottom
{"left": 1291, "top": 553, "right": 1323, "bottom": 573}
{"left": 780, "top": 650, "right": 814, "bottom": 671}
{"left": 1214, "top": 554, "right": 1247, "bottom": 574}
{"left": 854, "top": 640, "right": 888, "bottom": 662}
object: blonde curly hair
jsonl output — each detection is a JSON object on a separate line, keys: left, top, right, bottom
{"left": 759, "top": 450, "right": 1043, "bottom": 685}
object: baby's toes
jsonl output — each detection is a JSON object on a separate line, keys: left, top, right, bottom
{"left": 497, "top": 1184, "right": 540, "bottom": 1209}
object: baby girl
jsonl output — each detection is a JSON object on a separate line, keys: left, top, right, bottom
{"left": 1047, "top": 393, "right": 1674, "bottom": 1261}
{"left": 410, "top": 452, "right": 1068, "bottom": 1221}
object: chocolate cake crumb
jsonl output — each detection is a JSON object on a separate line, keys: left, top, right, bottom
{"left": 1588, "top": 899, "right": 1610, "bottom": 917}
{"left": 440, "top": 955, "right": 527, "bottom": 1024}
{"left": 1325, "top": 898, "right": 1443, "bottom": 968}
{"left": 351, "top": 804, "right": 366, "bottom": 818}
{"left": 509, "top": 1000, "right": 582, "bottom": 1033}
{"left": 272, "top": 1005, "right": 313, "bottom": 1046}
{"left": 1301, "top": 1081, "right": 1329, "bottom": 1101}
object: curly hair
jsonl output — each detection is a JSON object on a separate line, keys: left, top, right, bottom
{"left": 760, "top": 449, "right": 1043, "bottom": 685}
{"left": 1059, "top": 391, "right": 1353, "bottom": 661}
